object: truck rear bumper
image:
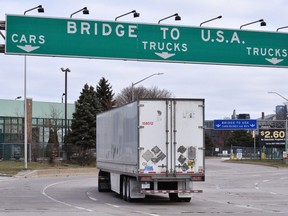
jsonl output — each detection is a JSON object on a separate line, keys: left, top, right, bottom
{"left": 141, "top": 189, "right": 203, "bottom": 194}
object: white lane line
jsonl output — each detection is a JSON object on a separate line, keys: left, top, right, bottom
{"left": 105, "top": 203, "right": 120, "bottom": 208}
{"left": 280, "top": 177, "right": 288, "bottom": 180}
{"left": 134, "top": 211, "right": 160, "bottom": 216}
{"left": 270, "top": 192, "right": 277, "bottom": 195}
{"left": 42, "top": 181, "right": 93, "bottom": 212}
{"left": 86, "top": 191, "right": 98, "bottom": 201}
{"left": 262, "top": 180, "right": 270, "bottom": 183}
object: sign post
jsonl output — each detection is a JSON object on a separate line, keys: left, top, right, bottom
{"left": 5, "top": 15, "right": 288, "bottom": 68}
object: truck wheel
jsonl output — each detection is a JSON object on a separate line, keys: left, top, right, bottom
{"left": 181, "top": 197, "right": 191, "bottom": 202}
{"left": 98, "top": 179, "right": 103, "bottom": 192}
{"left": 98, "top": 170, "right": 110, "bottom": 192}
{"left": 126, "top": 177, "right": 132, "bottom": 202}
{"left": 169, "top": 193, "right": 181, "bottom": 202}
{"left": 122, "top": 176, "right": 127, "bottom": 201}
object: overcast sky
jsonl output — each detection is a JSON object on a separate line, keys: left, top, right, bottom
{"left": 1, "top": 0, "right": 288, "bottom": 120}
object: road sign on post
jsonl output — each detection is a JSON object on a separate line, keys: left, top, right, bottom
{"left": 214, "top": 119, "right": 257, "bottom": 130}
{"left": 5, "top": 15, "right": 288, "bottom": 67}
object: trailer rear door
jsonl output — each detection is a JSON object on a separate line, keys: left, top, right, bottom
{"left": 138, "top": 99, "right": 204, "bottom": 175}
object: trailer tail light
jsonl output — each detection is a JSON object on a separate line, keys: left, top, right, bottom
{"left": 141, "top": 176, "right": 152, "bottom": 181}
{"left": 191, "top": 176, "right": 205, "bottom": 181}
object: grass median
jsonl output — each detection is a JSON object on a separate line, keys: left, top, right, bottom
{"left": 0, "top": 161, "right": 93, "bottom": 176}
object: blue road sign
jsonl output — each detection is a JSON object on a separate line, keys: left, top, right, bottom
{"left": 214, "top": 119, "right": 257, "bottom": 130}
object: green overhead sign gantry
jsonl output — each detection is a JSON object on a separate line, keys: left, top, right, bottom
{"left": 5, "top": 15, "right": 288, "bottom": 67}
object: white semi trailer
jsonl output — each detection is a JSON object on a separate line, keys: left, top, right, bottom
{"left": 96, "top": 99, "right": 205, "bottom": 202}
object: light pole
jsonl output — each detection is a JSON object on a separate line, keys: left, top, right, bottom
{"left": 277, "top": 26, "right": 288, "bottom": 32}
{"left": 131, "top": 73, "right": 164, "bottom": 101}
{"left": 23, "top": 5, "right": 44, "bottom": 169}
{"left": 61, "top": 68, "right": 71, "bottom": 160}
{"left": 70, "top": 7, "right": 89, "bottom": 18}
{"left": 158, "top": 13, "right": 181, "bottom": 24}
{"left": 268, "top": 91, "right": 288, "bottom": 162}
{"left": 240, "top": 19, "right": 266, "bottom": 29}
{"left": 115, "top": 10, "right": 140, "bottom": 21}
{"left": 61, "top": 93, "right": 65, "bottom": 103}
{"left": 268, "top": 91, "right": 288, "bottom": 101}
{"left": 200, "top": 15, "right": 222, "bottom": 27}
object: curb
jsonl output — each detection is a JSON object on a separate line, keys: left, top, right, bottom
{"left": 14, "top": 168, "right": 99, "bottom": 178}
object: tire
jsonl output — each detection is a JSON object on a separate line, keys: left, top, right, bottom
{"left": 170, "top": 193, "right": 189, "bottom": 202}
{"left": 98, "top": 170, "right": 110, "bottom": 192}
{"left": 122, "top": 176, "right": 127, "bottom": 201}
{"left": 169, "top": 193, "right": 180, "bottom": 202}
{"left": 126, "top": 177, "right": 132, "bottom": 202}
{"left": 181, "top": 197, "right": 191, "bottom": 202}
{"left": 98, "top": 180, "right": 104, "bottom": 192}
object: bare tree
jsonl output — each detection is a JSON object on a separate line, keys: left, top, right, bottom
{"left": 115, "top": 86, "right": 173, "bottom": 106}
{"left": 31, "top": 106, "right": 63, "bottom": 163}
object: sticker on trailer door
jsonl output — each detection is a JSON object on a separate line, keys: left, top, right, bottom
{"left": 144, "top": 166, "right": 154, "bottom": 171}
{"left": 176, "top": 145, "right": 196, "bottom": 172}
{"left": 142, "top": 146, "right": 166, "bottom": 164}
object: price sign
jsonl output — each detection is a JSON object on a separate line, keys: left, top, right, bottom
{"left": 259, "top": 129, "right": 286, "bottom": 145}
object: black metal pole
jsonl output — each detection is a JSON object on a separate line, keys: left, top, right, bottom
{"left": 64, "top": 70, "right": 67, "bottom": 159}
{"left": 61, "top": 67, "right": 70, "bottom": 160}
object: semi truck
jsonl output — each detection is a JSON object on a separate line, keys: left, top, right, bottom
{"left": 96, "top": 99, "right": 205, "bottom": 202}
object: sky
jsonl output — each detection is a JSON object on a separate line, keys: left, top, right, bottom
{"left": 1, "top": 0, "right": 288, "bottom": 120}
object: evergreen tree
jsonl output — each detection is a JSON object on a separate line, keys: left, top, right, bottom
{"left": 225, "top": 130, "right": 253, "bottom": 147}
{"left": 96, "top": 77, "right": 115, "bottom": 111}
{"left": 205, "top": 133, "right": 214, "bottom": 156}
{"left": 68, "top": 84, "right": 101, "bottom": 160}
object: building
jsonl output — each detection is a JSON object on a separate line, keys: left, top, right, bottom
{"left": 0, "top": 98, "right": 75, "bottom": 160}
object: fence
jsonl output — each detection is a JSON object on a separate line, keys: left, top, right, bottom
{"left": 0, "top": 143, "right": 65, "bottom": 161}
{"left": 230, "top": 146, "right": 285, "bottom": 160}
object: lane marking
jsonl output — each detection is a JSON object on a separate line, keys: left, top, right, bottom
{"left": 42, "top": 181, "right": 93, "bottom": 212}
{"left": 86, "top": 191, "right": 98, "bottom": 201}
{"left": 105, "top": 203, "right": 120, "bottom": 208}
{"left": 134, "top": 211, "right": 161, "bottom": 216}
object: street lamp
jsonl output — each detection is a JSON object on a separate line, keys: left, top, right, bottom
{"left": 70, "top": 7, "right": 89, "bottom": 18}
{"left": 158, "top": 13, "right": 181, "bottom": 24}
{"left": 240, "top": 19, "right": 266, "bottom": 29}
{"left": 61, "top": 67, "right": 71, "bottom": 160}
{"left": 200, "top": 15, "right": 222, "bottom": 27}
{"left": 61, "top": 93, "right": 65, "bottom": 103}
{"left": 268, "top": 91, "right": 288, "bottom": 101}
{"left": 24, "top": 5, "right": 44, "bottom": 15}
{"left": 277, "top": 26, "right": 288, "bottom": 32}
{"left": 0, "top": 20, "right": 5, "bottom": 41}
{"left": 131, "top": 73, "right": 164, "bottom": 101}
{"left": 23, "top": 5, "right": 45, "bottom": 170}
{"left": 268, "top": 91, "right": 288, "bottom": 162}
{"left": 115, "top": 10, "right": 140, "bottom": 21}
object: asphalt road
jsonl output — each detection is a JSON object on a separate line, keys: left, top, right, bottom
{"left": 0, "top": 158, "right": 287, "bottom": 216}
